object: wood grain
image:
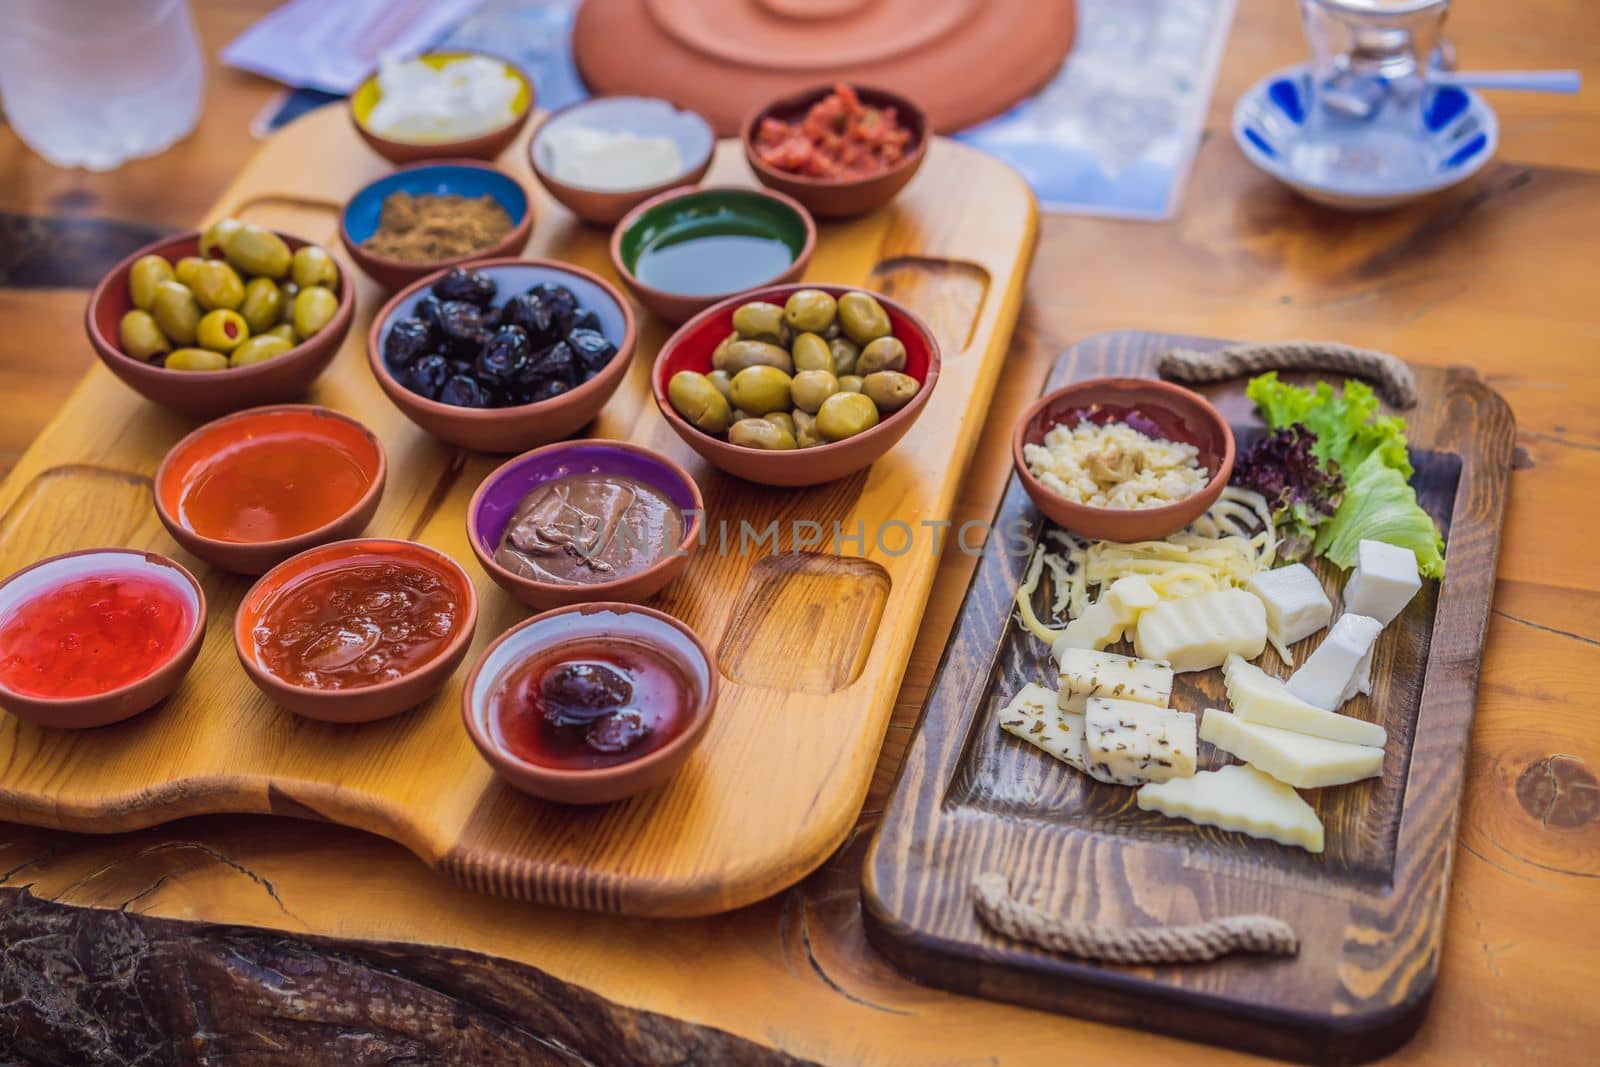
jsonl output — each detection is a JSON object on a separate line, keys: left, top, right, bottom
{"left": 0, "top": 106, "right": 1038, "bottom": 918}
{"left": 862, "top": 333, "right": 1515, "bottom": 1063}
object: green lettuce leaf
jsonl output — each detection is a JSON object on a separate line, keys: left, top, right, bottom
{"left": 1314, "top": 453, "right": 1446, "bottom": 579}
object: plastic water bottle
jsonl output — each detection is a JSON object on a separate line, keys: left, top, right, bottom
{"left": 0, "top": 0, "right": 204, "bottom": 171}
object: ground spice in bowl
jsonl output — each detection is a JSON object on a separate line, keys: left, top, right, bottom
{"left": 363, "top": 191, "right": 515, "bottom": 263}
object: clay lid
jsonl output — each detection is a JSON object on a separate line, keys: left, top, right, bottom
{"left": 573, "top": 0, "right": 1075, "bottom": 135}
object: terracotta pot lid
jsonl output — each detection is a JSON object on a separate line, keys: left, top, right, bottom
{"left": 573, "top": 0, "right": 1076, "bottom": 135}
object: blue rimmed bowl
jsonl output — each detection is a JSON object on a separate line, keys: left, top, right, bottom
{"left": 340, "top": 160, "right": 534, "bottom": 291}
{"left": 1233, "top": 64, "right": 1498, "bottom": 210}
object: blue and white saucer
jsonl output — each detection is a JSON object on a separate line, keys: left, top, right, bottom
{"left": 1233, "top": 64, "right": 1498, "bottom": 210}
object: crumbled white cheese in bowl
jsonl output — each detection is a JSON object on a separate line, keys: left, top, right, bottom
{"left": 1022, "top": 419, "right": 1209, "bottom": 510}
{"left": 367, "top": 55, "right": 523, "bottom": 143}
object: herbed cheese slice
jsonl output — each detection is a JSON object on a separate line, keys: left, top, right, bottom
{"left": 997, "top": 683, "right": 1087, "bottom": 772}
{"left": 1137, "top": 763, "right": 1325, "bottom": 853}
{"left": 1053, "top": 576, "right": 1160, "bottom": 653}
{"left": 1132, "top": 587, "right": 1267, "bottom": 672}
{"left": 1083, "top": 697, "right": 1196, "bottom": 786}
{"left": 1222, "top": 654, "right": 1387, "bottom": 748}
{"left": 1055, "top": 647, "right": 1173, "bottom": 713}
{"left": 1199, "top": 708, "right": 1384, "bottom": 789}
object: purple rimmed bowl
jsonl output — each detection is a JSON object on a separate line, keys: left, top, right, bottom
{"left": 467, "top": 439, "right": 704, "bottom": 611}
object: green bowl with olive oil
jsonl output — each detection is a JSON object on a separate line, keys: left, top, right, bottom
{"left": 609, "top": 185, "right": 816, "bottom": 323}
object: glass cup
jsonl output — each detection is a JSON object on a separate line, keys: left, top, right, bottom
{"left": 1299, "top": 0, "right": 1451, "bottom": 126}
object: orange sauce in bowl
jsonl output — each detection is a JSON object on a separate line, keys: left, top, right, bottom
{"left": 179, "top": 431, "right": 373, "bottom": 543}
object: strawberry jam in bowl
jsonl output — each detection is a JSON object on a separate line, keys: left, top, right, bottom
{"left": 0, "top": 549, "right": 206, "bottom": 728}
{"left": 235, "top": 538, "right": 478, "bottom": 723}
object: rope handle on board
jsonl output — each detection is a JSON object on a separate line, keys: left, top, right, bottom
{"left": 972, "top": 873, "right": 1298, "bottom": 965}
{"left": 1157, "top": 340, "right": 1420, "bottom": 410}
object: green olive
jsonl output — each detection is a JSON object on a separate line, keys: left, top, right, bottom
{"left": 164, "top": 347, "right": 229, "bottom": 372}
{"left": 291, "top": 245, "right": 339, "bottom": 290}
{"left": 238, "top": 276, "right": 284, "bottom": 333}
{"left": 731, "top": 301, "right": 787, "bottom": 345}
{"left": 706, "top": 369, "right": 733, "bottom": 401}
{"left": 225, "top": 224, "right": 292, "bottom": 278}
{"left": 229, "top": 334, "right": 294, "bottom": 368}
{"left": 711, "top": 330, "right": 739, "bottom": 368}
{"left": 190, "top": 259, "right": 245, "bottom": 311}
{"left": 790, "top": 369, "right": 839, "bottom": 414}
{"left": 713, "top": 338, "right": 793, "bottom": 375}
{"left": 863, "top": 370, "right": 920, "bottom": 412}
{"left": 196, "top": 308, "right": 250, "bottom": 353}
{"left": 199, "top": 217, "right": 242, "bottom": 259}
{"left": 278, "top": 281, "right": 300, "bottom": 323}
{"left": 265, "top": 322, "right": 298, "bottom": 343}
{"left": 118, "top": 310, "right": 170, "bottom": 362}
{"left": 783, "top": 289, "right": 837, "bottom": 334}
{"left": 763, "top": 411, "right": 796, "bottom": 435}
{"left": 729, "top": 408, "right": 751, "bottom": 423}
{"left": 837, "top": 291, "right": 891, "bottom": 346}
{"left": 838, "top": 374, "right": 864, "bottom": 394}
{"left": 857, "top": 335, "right": 907, "bottom": 375}
{"left": 793, "top": 410, "right": 823, "bottom": 449}
{"left": 174, "top": 256, "right": 206, "bottom": 287}
{"left": 668, "top": 371, "right": 733, "bottom": 434}
{"left": 128, "top": 255, "right": 173, "bottom": 310}
{"left": 816, "top": 392, "right": 880, "bottom": 441}
{"left": 150, "top": 280, "right": 202, "bottom": 345}
{"left": 791, "top": 332, "right": 833, "bottom": 372}
{"left": 728, "top": 365, "right": 793, "bottom": 416}
{"left": 828, "top": 337, "right": 860, "bottom": 376}
{"left": 292, "top": 285, "right": 339, "bottom": 339}
{"left": 728, "top": 418, "right": 797, "bottom": 451}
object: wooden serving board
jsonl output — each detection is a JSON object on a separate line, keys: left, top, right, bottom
{"left": 0, "top": 106, "right": 1036, "bottom": 917}
{"left": 862, "top": 331, "right": 1515, "bottom": 1063}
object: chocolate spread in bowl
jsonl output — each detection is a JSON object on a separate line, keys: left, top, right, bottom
{"left": 493, "top": 473, "right": 683, "bottom": 585}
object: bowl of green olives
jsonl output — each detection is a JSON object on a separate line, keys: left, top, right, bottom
{"left": 652, "top": 285, "right": 939, "bottom": 486}
{"left": 85, "top": 219, "right": 355, "bottom": 419}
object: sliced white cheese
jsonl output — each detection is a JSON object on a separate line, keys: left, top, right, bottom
{"left": 1083, "top": 697, "right": 1196, "bottom": 786}
{"left": 1199, "top": 708, "right": 1384, "bottom": 789}
{"left": 1132, "top": 587, "right": 1267, "bottom": 672}
{"left": 1246, "top": 563, "right": 1333, "bottom": 663}
{"left": 1055, "top": 647, "right": 1173, "bottom": 713}
{"left": 997, "top": 684, "right": 1088, "bottom": 772}
{"left": 1286, "top": 613, "right": 1383, "bottom": 710}
{"left": 1137, "top": 763, "right": 1325, "bottom": 853}
{"left": 1053, "top": 575, "right": 1160, "bottom": 653}
{"left": 1342, "top": 645, "right": 1375, "bottom": 706}
{"left": 1343, "top": 539, "right": 1422, "bottom": 625}
{"left": 1222, "top": 654, "right": 1387, "bottom": 748}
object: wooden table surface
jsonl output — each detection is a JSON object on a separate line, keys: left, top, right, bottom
{"left": 1, "top": 1, "right": 1596, "bottom": 1063}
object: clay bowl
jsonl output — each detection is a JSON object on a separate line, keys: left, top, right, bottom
{"left": 610, "top": 185, "right": 816, "bottom": 324}
{"left": 368, "top": 258, "right": 637, "bottom": 453}
{"left": 652, "top": 283, "right": 940, "bottom": 487}
{"left": 1011, "top": 377, "right": 1237, "bottom": 543}
{"left": 530, "top": 96, "right": 715, "bottom": 226}
{"left": 461, "top": 602, "right": 717, "bottom": 805}
{"left": 468, "top": 440, "right": 703, "bottom": 611}
{"left": 0, "top": 549, "right": 206, "bottom": 729}
{"left": 85, "top": 231, "right": 355, "bottom": 420}
{"left": 743, "top": 84, "right": 929, "bottom": 219}
{"left": 154, "top": 405, "right": 387, "bottom": 576}
{"left": 234, "top": 538, "right": 479, "bottom": 724}
{"left": 340, "top": 160, "right": 534, "bottom": 292}
{"left": 349, "top": 50, "right": 534, "bottom": 165}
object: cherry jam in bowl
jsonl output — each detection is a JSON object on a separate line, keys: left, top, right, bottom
{"left": 0, "top": 548, "right": 206, "bottom": 728}
{"left": 462, "top": 602, "right": 717, "bottom": 804}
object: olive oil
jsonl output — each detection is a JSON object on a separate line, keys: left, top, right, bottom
{"left": 634, "top": 231, "right": 795, "bottom": 296}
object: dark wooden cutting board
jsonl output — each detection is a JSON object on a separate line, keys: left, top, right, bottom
{"left": 861, "top": 331, "right": 1515, "bottom": 1065}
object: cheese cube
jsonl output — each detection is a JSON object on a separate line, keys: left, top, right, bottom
{"left": 1199, "top": 708, "right": 1384, "bottom": 789}
{"left": 1132, "top": 588, "right": 1267, "bottom": 672}
{"left": 1222, "top": 654, "right": 1387, "bottom": 747}
{"left": 1286, "top": 613, "right": 1382, "bottom": 710}
{"left": 1343, "top": 539, "right": 1422, "bottom": 625}
{"left": 1055, "top": 648, "right": 1173, "bottom": 713}
{"left": 997, "top": 684, "right": 1087, "bottom": 772}
{"left": 1137, "top": 763, "right": 1324, "bottom": 853}
{"left": 1083, "top": 697, "right": 1196, "bottom": 786}
{"left": 1053, "top": 575, "right": 1160, "bottom": 653}
{"left": 1246, "top": 564, "right": 1333, "bottom": 660}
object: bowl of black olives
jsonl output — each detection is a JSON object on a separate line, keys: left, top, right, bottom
{"left": 367, "top": 262, "right": 637, "bottom": 452}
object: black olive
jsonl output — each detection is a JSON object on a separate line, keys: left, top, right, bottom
{"left": 541, "top": 663, "right": 633, "bottom": 726}
{"left": 496, "top": 293, "right": 555, "bottom": 344}
{"left": 437, "top": 374, "right": 490, "bottom": 408}
{"left": 431, "top": 266, "right": 497, "bottom": 308}
{"left": 569, "top": 306, "right": 601, "bottom": 334}
{"left": 446, "top": 358, "right": 476, "bottom": 379}
{"left": 436, "top": 300, "right": 491, "bottom": 354}
{"left": 520, "top": 339, "right": 577, "bottom": 386}
{"left": 586, "top": 708, "right": 650, "bottom": 754}
{"left": 383, "top": 318, "right": 433, "bottom": 369}
{"left": 476, "top": 325, "right": 533, "bottom": 385}
{"left": 519, "top": 379, "right": 570, "bottom": 405}
{"left": 565, "top": 328, "right": 617, "bottom": 376}
{"left": 413, "top": 297, "right": 444, "bottom": 335}
{"left": 527, "top": 283, "right": 578, "bottom": 332}
{"left": 400, "top": 353, "right": 449, "bottom": 399}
